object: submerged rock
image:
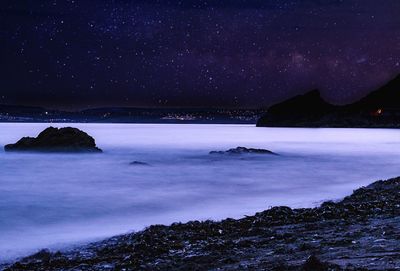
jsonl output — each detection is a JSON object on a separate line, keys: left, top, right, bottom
{"left": 129, "top": 161, "right": 150, "bottom": 166}
{"left": 4, "top": 127, "right": 102, "bottom": 153}
{"left": 210, "top": 146, "right": 276, "bottom": 155}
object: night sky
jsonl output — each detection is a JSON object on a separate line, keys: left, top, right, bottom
{"left": 1, "top": 0, "right": 399, "bottom": 109}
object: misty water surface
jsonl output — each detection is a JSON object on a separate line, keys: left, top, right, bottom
{"left": 1, "top": 123, "right": 400, "bottom": 261}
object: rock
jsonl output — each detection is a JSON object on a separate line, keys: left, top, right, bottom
{"left": 4, "top": 127, "right": 102, "bottom": 153}
{"left": 256, "top": 89, "right": 338, "bottom": 128}
{"left": 302, "top": 255, "right": 329, "bottom": 271}
{"left": 257, "top": 74, "right": 400, "bottom": 128}
{"left": 21, "top": 249, "right": 52, "bottom": 264}
{"left": 130, "top": 161, "right": 150, "bottom": 166}
{"left": 5, "top": 176, "right": 400, "bottom": 270}
{"left": 210, "top": 146, "right": 276, "bottom": 155}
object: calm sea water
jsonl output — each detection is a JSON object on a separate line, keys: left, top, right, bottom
{"left": 1, "top": 123, "right": 400, "bottom": 261}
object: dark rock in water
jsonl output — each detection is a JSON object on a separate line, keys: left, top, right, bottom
{"left": 210, "top": 146, "right": 276, "bottom": 155}
{"left": 130, "top": 161, "right": 150, "bottom": 166}
{"left": 4, "top": 127, "right": 102, "bottom": 153}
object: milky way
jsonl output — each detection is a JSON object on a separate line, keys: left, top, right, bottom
{"left": 1, "top": 0, "right": 399, "bottom": 109}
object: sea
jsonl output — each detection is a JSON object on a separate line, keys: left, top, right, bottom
{"left": 1, "top": 123, "right": 400, "bottom": 261}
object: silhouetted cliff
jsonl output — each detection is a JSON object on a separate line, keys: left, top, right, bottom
{"left": 257, "top": 74, "right": 400, "bottom": 127}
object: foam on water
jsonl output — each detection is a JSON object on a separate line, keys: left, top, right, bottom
{"left": 1, "top": 123, "right": 400, "bottom": 261}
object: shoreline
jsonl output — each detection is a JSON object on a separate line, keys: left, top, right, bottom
{"left": 3, "top": 122, "right": 400, "bottom": 133}
{"left": 3, "top": 177, "right": 400, "bottom": 270}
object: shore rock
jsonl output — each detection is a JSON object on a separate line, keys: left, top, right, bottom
{"left": 4, "top": 127, "right": 102, "bottom": 153}
{"left": 5, "top": 176, "right": 400, "bottom": 270}
{"left": 210, "top": 146, "right": 276, "bottom": 155}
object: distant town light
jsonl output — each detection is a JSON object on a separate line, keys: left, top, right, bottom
{"left": 372, "top": 108, "right": 383, "bottom": 116}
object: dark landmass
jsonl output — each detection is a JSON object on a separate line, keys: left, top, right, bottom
{"left": 4, "top": 176, "right": 400, "bottom": 270}
{"left": 0, "top": 105, "right": 264, "bottom": 124}
{"left": 257, "top": 74, "right": 400, "bottom": 128}
{"left": 4, "top": 127, "right": 102, "bottom": 153}
{"left": 210, "top": 146, "right": 277, "bottom": 155}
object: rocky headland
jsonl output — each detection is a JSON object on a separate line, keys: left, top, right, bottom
{"left": 4, "top": 127, "right": 102, "bottom": 153}
{"left": 4, "top": 176, "right": 400, "bottom": 270}
{"left": 257, "top": 74, "right": 400, "bottom": 128}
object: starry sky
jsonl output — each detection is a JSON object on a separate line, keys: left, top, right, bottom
{"left": 1, "top": 0, "right": 400, "bottom": 109}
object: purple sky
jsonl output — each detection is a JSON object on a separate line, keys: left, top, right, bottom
{"left": 1, "top": 0, "right": 399, "bottom": 109}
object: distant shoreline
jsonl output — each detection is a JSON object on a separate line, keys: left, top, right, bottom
{"left": 0, "top": 120, "right": 257, "bottom": 125}
{"left": 0, "top": 105, "right": 264, "bottom": 125}
{"left": 2, "top": 122, "right": 400, "bottom": 129}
